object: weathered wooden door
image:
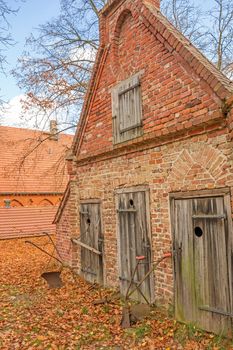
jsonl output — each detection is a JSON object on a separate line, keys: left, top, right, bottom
{"left": 171, "top": 192, "right": 233, "bottom": 335}
{"left": 80, "top": 201, "right": 103, "bottom": 284}
{"left": 116, "top": 188, "right": 153, "bottom": 303}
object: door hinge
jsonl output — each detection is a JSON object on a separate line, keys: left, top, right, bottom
{"left": 199, "top": 306, "right": 233, "bottom": 318}
{"left": 144, "top": 244, "right": 151, "bottom": 250}
{"left": 192, "top": 214, "right": 226, "bottom": 220}
{"left": 117, "top": 208, "right": 137, "bottom": 213}
{"left": 119, "top": 276, "right": 140, "bottom": 284}
{"left": 81, "top": 268, "right": 97, "bottom": 276}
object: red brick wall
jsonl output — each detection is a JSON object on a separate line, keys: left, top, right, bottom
{"left": 56, "top": 181, "right": 79, "bottom": 267}
{"left": 56, "top": 0, "right": 233, "bottom": 303}
{"left": 79, "top": 0, "right": 224, "bottom": 159}
{"left": 57, "top": 130, "right": 233, "bottom": 302}
{"left": 56, "top": 199, "right": 73, "bottom": 266}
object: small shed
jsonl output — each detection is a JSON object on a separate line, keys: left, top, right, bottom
{"left": 55, "top": 0, "right": 233, "bottom": 335}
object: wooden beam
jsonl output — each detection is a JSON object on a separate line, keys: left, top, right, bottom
{"left": 80, "top": 199, "right": 101, "bottom": 204}
{"left": 71, "top": 238, "right": 102, "bottom": 256}
{"left": 199, "top": 306, "right": 233, "bottom": 318}
{"left": 192, "top": 214, "right": 226, "bottom": 219}
{"left": 117, "top": 208, "right": 137, "bottom": 213}
{"left": 169, "top": 188, "right": 230, "bottom": 199}
{"left": 115, "top": 185, "right": 149, "bottom": 194}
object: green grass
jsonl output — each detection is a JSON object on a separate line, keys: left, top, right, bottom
{"left": 174, "top": 323, "right": 205, "bottom": 345}
{"left": 124, "top": 323, "right": 151, "bottom": 341}
{"left": 81, "top": 306, "right": 89, "bottom": 315}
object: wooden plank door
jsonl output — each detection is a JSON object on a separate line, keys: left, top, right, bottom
{"left": 116, "top": 189, "right": 153, "bottom": 303}
{"left": 80, "top": 202, "right": 103, "bottom": 284}
{"left": 172, "top": 195, "right": 233, "bottom": 335}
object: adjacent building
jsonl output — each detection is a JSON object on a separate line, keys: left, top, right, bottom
{"left": 0, "top": 123, "right": 73, "bottom": 239}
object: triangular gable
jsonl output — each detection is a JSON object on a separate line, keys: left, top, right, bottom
{"left": 72, "top": 0, "right": 233, "bottom": 157}
{"left": 142, "top": 1, "right": 233, "bottom": 97}
{"left": 72, "top": 45, "right": 110, "bottom": 155}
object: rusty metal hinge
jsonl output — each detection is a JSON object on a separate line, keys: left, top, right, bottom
{"left": 80, "top": 211, "right": 89, "bottom": 215}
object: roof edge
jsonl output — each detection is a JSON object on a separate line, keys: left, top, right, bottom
{"left": 53, "top": 182, "right": 71, "bottom": 224}
{"left": 142, "top": 1, "right": 233, "bottom": 99}
{"left": 100, "top": 0, "right": 124, "bottom": 16}
{"left": 72, "top": 45, "right": 110, "bottom": 154}
{"left": 0, "top": 192, "right": 63, "bottom": 196}
{"left": 0, "top": 124, "right": 74, "bottom": 138}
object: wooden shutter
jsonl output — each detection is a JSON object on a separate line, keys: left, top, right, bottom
{"left": 112, "top": 73, "right": 143, "bottom": 144}
{"left": 118, "top": 75, "right": 141, "bottom": 132}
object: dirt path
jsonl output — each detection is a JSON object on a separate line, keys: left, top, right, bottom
{"left": 0, "top": 236, "right": 232, "bottom": 350}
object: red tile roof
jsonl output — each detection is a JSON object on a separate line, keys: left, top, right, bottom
{"left": 0, "top": 207, "right": 56, "bottom": 239}
{"left": 0, "top": 126, "right": 73, "bottom": 193}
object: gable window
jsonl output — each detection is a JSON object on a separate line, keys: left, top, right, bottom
{"left": 112, "top": 73, "right": 143, "bottom": 144}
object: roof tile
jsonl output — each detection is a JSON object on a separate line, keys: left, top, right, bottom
{"left": 0, "top": 207, "right": 57, "bottom": 239}
{"left": 0, "top": 126, "right": 73, "bottom": 193}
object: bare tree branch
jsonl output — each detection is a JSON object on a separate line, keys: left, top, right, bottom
{"left": 0, "top": 0, "right": 19, "bottom": 104}
{"left": 161, "top": 0, "right": 206, "bottom": 50}
{"left": 17, "top": 125, "right": 75, "bottom": 171}
{"left": 13, "top": 0, "right": 233, "bottom": 133}
{"left": 13, "top": 0, "right": 106, "bottom": 129}
{"left": 202, "top": 0, "right": 233, "bottom": 78}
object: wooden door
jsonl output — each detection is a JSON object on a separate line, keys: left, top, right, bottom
{"left": 116, "top": 189, "right": 153, "bottom": 303}
{"left": 172, "top": 194, "right": 233, "bottom": 335}
{"left": 80, "top": 202, "right": 103, "bottom": 284}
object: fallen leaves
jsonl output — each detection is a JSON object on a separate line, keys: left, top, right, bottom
{"left": 0, "top": 236, "right": 232, "bottom": 350}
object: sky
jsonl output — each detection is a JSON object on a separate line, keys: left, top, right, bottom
{"left": 0, "top": 0, "right": 61, "bottom": 128}
{"left": 2, "top": 0, "right": 61, "bottom": 99}
{"left": 0, "top": 0, "right": 213, "bottom": 128}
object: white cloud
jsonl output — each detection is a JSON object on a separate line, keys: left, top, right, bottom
{"left": 69, "top": 45, "right": 96, "bottom": 62}
{"left": 0, "top": 94, "right": 76, "bottom": 134}
{"left": 0, "top": 94, "right": 38, "bottom": 129}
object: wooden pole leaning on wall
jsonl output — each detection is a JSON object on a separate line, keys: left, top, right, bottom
{"left": 71, "top": 238, "right": 102, "bottom": 256}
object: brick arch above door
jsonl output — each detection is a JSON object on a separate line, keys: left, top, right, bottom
{"left": 168, "top": 145, "right": 230, "bottom": 192}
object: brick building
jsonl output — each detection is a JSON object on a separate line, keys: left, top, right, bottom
{"left": 0, "top": 124, "right": 72, "bottom": 239}
{"left": 55, "top": 0, "right": 233, "bottom": 334}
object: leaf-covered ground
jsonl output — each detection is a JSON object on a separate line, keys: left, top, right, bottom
{"left": 0, "top": 236, "right": 232, "bottom": 350}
